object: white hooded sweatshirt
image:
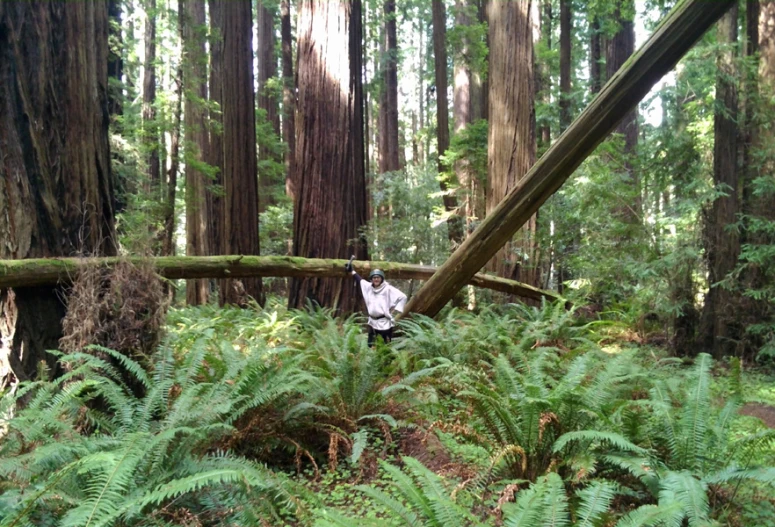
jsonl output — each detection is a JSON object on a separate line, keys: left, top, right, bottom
{"left": 358, "top": 278, "right": 407, "bottom": 331}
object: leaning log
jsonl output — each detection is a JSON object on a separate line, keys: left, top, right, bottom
{"left": 403, "top": 0, "right": 735, "bottom": 318}
{"left": 0, "top": 256, "right": 562, "bottom": 304}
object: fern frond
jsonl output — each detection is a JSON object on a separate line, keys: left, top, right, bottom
{"left": 553, "top": 431, "right": 647, "bottom": 456}
{"left": 574, "top": 480, "right": 618, "bottom": 527}
{"left": 613, "top": 503, "right": 683, "bottom": 527}
{"left": 658, "top": 471, "right": 709, "bottom": 527}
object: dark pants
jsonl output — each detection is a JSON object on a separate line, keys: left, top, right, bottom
{"left": 367, "top": 326, "right": 393, "bottom": 347}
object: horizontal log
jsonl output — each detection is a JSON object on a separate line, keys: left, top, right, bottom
{"left": 403, "top": 0, "right": 735, "bottom": 317}
{"left": 0, "top": 255, "right": 563, "bottom": 304}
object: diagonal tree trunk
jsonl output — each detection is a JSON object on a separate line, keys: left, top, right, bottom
{"left": 289, "top": 0, "right": 369, "bottom": 312}
{"left": 0, "top": 1, "right": 116, "bottom": 387}
{"left": 402, "top": 0, "right": 736, "bottom": 318}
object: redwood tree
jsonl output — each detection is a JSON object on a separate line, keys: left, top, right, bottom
{"left": 280, "top": 0, "right": 297, "bottom": 200}
{"left": 143, "top": 0, "right": 160, "bottom": 193}
{"left": 207, "top": 0, "right": 224, "bottom": 259}
{"left": 257, "top": 0, "right": 280, "bottom": 213}
{"left": 181, "top": 0, "right": 210, "bottom": 305}
{"left": 486, "top": 0, "right": 538, "bottom": 286}
{"left": 432, "top": 0, "right": 463, "bottom": 245}
{"left": 0, "top": 1, "right": 116, "bottom": 385}
{"left": 289, "top": 0, "right": 368, "bottom": 312}
{"left": 220, "top": 0, "right": 264, "bottom": 306}
{"left": 379, "top": 0, "right": 400, "bottom": 174}
{"left": 700, "top": 6, "right": 740, "bottom": 358}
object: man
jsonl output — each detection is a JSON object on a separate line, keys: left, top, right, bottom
{"left": 345, "top": 262, "right": 407, "bottom": 346}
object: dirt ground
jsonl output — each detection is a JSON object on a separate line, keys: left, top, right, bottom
{"left": 740, "top": 402, "right": 775, "bottom": 428}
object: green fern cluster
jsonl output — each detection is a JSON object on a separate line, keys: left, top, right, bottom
{"left": 0, "top": 342, "right": 308, "bottom": 527}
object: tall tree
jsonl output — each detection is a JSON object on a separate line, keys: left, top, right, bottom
{"left": 108, "top": 0, "right": 123, "bottom": 118}
{"left": 207, "top": 0, "right": 224, "bottom": 259}
{"left": 589, "top": 15, "right": 603, "bottom": 94}
{"left": 181, "top": 0, "right": 210, "bottom": 305}
{"left": 220, "top": 0, "right": 264, "bottom": 306}
{"left": 379, "top": 0, "right": 400, "bottom": 174}
{"left": 0, "top": 1, "right": 116, "bottom": 386}
{"left": 606, "top": 0, "right": 641, "bottom": 220}
{"left": 700, "top": 6, "right": 740, "bottom": 358}
{"left": 486, "top": 0, "right": 538, "bottom": 286}
{"left": 280, "top": 0, "right": 297, "bottom": 200}
{"left": 559, "top": 0, "right": 572, "bottom": 131}
{"left": 535, "top": 0, "right": 551, "bottom": 151}
{"left": 432, "top": 0, "right": 463, "bottom": 245}
{"left": 289, "top": 0, "right": 368, "bottom": 312}
{"left": 257, "top": 0, "right": 280, "bottom": 213}
{"left": 143, "top": 0, "right": 160, "bottom": 193}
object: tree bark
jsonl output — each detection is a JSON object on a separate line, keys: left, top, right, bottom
{"left": 289, "top": 0, "right": 368, "bottom": 313}
{"left": 219, "top": 0, "right": 264, "bottom": 306}
{"left": 402, "top": 0, "right": 736, "bottom": 318}
{"left": 143, "top": 0, "right": 160, "bottom": 194}
{"left": 379, "top": 0, "right": 400, "bottom": 174}
{"left": 606, "top": 0, "right": 641, "bottom": 221}
{"left": 207, "top": 0, "right": 224, "bottom": 260}
{"left": 0, "top": 256, "right": 563, "bottom": 305}
{"left": 257, "top": 0, "right": 280, "bottom": 213}
{"left": 280, "top": 0, "right": 297, "bottom": 201}
{"left": 163, "top": 61, "right": 183, "bottom": 257}
{"left": 454, "top": 0, "right": 473, "bottom": 237}
{"left": 699, "top": 6, "right": 740, "bottom": 359}
{"left": 0, "top": 1, "right": 116, "bottom": 387}
{"left": 432, "top": 0, "right": 463, "bottom": 246}
{"left": 181, "top": 0, "right": 210, "bottom": 305}
{"left": 486, "top": 0, "right": 538, "bottom": 287}
{"left": 559, "top": 0, "right": 572, "bottom": 132}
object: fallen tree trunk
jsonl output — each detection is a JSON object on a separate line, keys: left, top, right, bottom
{"left": 403, "top": 0, "right": 735, "bottom": 318}
{"left": 0, "top": 256, "right": 562, "bottom": 304}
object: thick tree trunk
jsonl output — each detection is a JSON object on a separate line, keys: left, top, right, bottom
{"left": 402, "top": 0, "right": 736, "bottom": 318}
{"left": 0, "top": 1, "right": 116, "bottom": 387}
{"left": 280, "top": 0, "right": 297, "bottom": 201}
{"left": 486, "top": 0, "right": 538, "bottom": 287}
{"left": 207, "top": 0, "right": 224, "bottom": 260}
{"left": 143, "top": 0, "right": 160, "bottom": 194}
{"left": 559, "top": 0, "right": 572, "bottom": 131}
{"left": 181, "top": 0, "right": 210, "bottom": 305}
{"left": 289, "top": 0, "right": 368, "bottom": 312}
{"left": 700, "top": 7, "right": 740, "bottom": 359}
{"left": 0, "top": 256, "right": 562, "bottom": 305}
{"left": 379, "top": 0, "right": 400, "bottom": 174}
{"left": 606, "top": 0, "right": 641, "bottom": 221}
{"left": 257, "top": 0, "right": 280, "bottom": 213}
{"left": 219, "top": 0, "right": 264, "bottom": 306}
{"left": 432, "top": 0, "right": 463, "bottom": 246}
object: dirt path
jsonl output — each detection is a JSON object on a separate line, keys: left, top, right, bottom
{"left": 740, "top": 402, "right": 775, "bottom": 428}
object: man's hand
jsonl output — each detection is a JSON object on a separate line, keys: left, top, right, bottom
{"left": 345, "top": 255, "right": 355, "bottom": 273}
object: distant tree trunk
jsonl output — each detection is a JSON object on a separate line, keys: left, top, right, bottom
{"left": 220, "top": 0, "right": 264, "bottom": 306}
{"left": 257, "top": 0, "right": 280, "bottom": 213}
{"left": 454, "top": 0, "right": 474, "bottom": 236}
{"left": 535, "top": 0, "right": 551, "bottom": 152}
{"left": 486, "top": 0, "right": 538, "bottom": 287}
{"left": 143, "top": 0, "right": 160, "bottom": 195}
{"left": 379, "top": 0, "right": 400, "bottom": 174}
{"left": 163, "top": 63, "right": 184, "bottom": 257}
{"left": 475, "top": 0, "right": 489, "bottom": 123}
{"left": 182, "top": 0, "right": 209, "bottom": 305}
{"left": 0, "top": 1, "right": 116, "bottom": 387}
{"left": 590, "top": 16, "right": 603, "bottom": 94}
{"left": 559, "top": 0, "right": 572, "bottom": 131}
{"left": 108, "top": 0, "right": 123, "bottom": 118}
{"left": 432, "top": 0, "right": 464, "bottom": 246}
{"left": 289, "top": 0, "right": 369, "bottom": 312}
{"left": 207, "top": 0, "right": 224, "bottom": 259}
{"left": 699, "top": 6, "right": 740, "bottom": 359}
{"left": 418, "top": 15, "right": 426, "bottom": 164}
{"left": 280, "top": 0, "right": 297, "bottom": 201}
{"left": 741, "top": 0, "right": 759, "bottom": 218}
{"left": 606, "top": 0, "right": 641, "bottom": 221}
